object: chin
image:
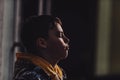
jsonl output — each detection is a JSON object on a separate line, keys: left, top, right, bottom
{"left": 61, "top": 52, "right": 68, "bottom": 60}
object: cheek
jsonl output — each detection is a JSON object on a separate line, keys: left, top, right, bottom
{"left": 54, "top": 39, "right": 66, "bottom": 48}
{"left": 47, "top": 39, "right": 68, "bottom": 59}
{"left": 48, "top": 39, "right": 66, "bottom": 50}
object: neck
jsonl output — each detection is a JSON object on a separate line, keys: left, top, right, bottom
{"left": 41, "top": 55, "right": 60, "bottom": 67}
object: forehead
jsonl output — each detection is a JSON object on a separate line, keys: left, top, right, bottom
{"left": 53, "top": 23, "right": 63, "bottom": 32}
{"left": 48, "top": 23, "right": 63, "bottom": 34}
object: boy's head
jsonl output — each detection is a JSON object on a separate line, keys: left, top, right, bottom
{"left": 21, "top": 15, "right": 69, "bottom": 60}
{"left": 21, "top": 15, "right": 62, "bottom": 53}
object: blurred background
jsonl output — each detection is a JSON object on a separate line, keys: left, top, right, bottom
{"left": 0, "top": 0, "right": 120, "bottom": 80}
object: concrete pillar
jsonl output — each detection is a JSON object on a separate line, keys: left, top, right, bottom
{"left": 1, "top": 0, "right": 15, "bottom": 80}
{"left": 95, "top": 0, "right": 112, "bottom": 76}
{"left": 0, "top": 0, "right": 4, "bottom": 79}
{"left": 38, "top": 0, "right": 51, "bottom": 15}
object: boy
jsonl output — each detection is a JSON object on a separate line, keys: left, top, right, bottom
{"left": 13, "top": 15, "right": 70, "bottom": 80}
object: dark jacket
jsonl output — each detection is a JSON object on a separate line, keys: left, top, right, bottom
{"left": 13, "top": 59, "right": 67, "bottom": 80}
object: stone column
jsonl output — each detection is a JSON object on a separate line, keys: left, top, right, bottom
{"left": 95, "top": 0, "right": 112, "bottom": 76}
{"left": 0, "top": 0, "right": 4, "bottom": 79}
{"left": 1, "top": 0, "right": 15, "bottom": 80}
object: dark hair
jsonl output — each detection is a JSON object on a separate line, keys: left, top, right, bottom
{"left": 20, "top": 15, "right": 62, "bottom": 53}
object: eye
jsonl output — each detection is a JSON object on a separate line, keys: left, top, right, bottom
{"left": 56, "top": 32, "right": 64, "bottom": 38}
{"left": 59, "top": 33, "right": 63, "bottom": 37}
{"left": 58, "top": 33, "right": 63, "bottom": 38}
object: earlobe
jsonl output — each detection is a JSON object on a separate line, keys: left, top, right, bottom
{"left": 36, "top": 38, "right": 47, "bottom": 48}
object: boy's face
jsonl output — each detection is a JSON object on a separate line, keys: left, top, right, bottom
{"left": 46, "top": 23, "right": 69, "bottom": 60}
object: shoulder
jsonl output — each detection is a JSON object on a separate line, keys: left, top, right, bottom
{"left": 14, "top": 69, "right": 41, "bottom": 80}
{"left": 14, "top": 68, "right": 51, "bottom": 80}
{"left": 13, "top": 59, "right": 51, "bottom": 80}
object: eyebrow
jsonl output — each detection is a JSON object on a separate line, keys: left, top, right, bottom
{"left": 56, "top": 31, "right": 64, "bottom": 34}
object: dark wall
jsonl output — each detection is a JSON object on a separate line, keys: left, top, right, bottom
{"left": 51, "top": 0, "right": 98, "bottom": 80}
{"left": 21, "top": 0, "right": 98, "bottom": 80}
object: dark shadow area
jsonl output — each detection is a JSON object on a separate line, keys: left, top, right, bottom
{"left": 94, "top": 75, "right": 120, "bottom": 80}
{"left": 20, "top": 0, "right": 98, "bottom": 80}
{"left": 52, "top": 0, "right": 98, "bottom": 80}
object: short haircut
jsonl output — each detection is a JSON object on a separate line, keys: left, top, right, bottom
{"left": 20, "top": 15, "right": 62, "bottom": 53}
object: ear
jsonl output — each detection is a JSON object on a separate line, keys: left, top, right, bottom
{"left": 36, "top": 38, "right": 47, "bottom": 48}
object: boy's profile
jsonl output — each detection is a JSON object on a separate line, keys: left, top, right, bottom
{"left": 13, "top": 15, "right": 70, "bottom": 80}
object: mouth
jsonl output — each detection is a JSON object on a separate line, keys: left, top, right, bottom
{"left": 65, "top": 45, "right": 69, "bottom": 50}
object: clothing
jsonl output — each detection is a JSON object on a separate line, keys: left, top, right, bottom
{"left": 13, "top": 52, "right": 67, "bottom": 80}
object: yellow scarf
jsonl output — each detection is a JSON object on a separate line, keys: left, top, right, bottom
{"left": 16, "top": 52, "right": 63, "bottom": 80}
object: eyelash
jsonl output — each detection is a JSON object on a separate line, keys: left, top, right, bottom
{"left": 60, "top": 34, "right": 66, "bottom": 39}
{"left": 57, "top": 33, "right": 63, "bottom": 38}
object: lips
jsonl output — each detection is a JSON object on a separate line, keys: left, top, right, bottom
{"left": 65, "top": 45, "right": 69, "bottom": 50}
